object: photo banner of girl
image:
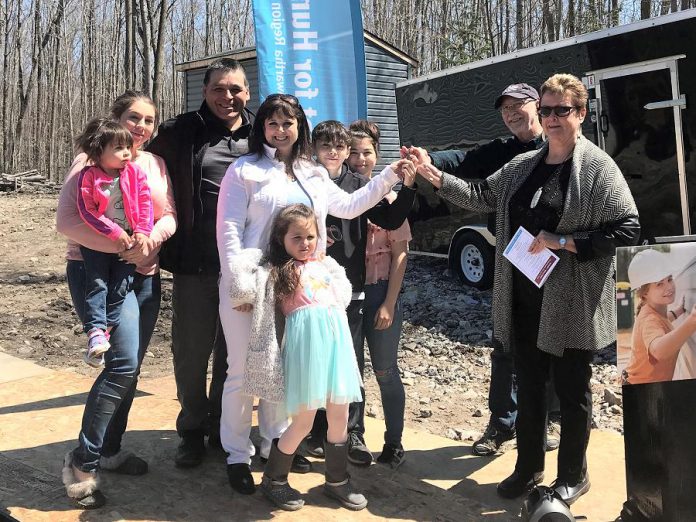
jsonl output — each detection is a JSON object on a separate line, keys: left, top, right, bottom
{"left": 616, "top": 242, "right": 696, "bottom": 385}
{"left": 616, "top": 241, "right": 696, "bottom": 521}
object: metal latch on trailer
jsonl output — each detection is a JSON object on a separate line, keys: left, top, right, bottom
{"left": 644, "top": 94, "right": 686, "bottom": 110}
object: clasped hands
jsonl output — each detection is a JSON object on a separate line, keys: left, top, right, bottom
{"left": 392, "top": 145, "right": 444, "bottom": 189}
{"left": 119, "top": 231, "right": 156, "bottom": 265}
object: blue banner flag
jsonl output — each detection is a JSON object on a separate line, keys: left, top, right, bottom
{"left": 252, "top": 0, "right": 367, "bottom": 128}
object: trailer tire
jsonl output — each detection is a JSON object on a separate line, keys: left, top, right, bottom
{"left": 451, "top": 232, "right": 494, "bottom": 290}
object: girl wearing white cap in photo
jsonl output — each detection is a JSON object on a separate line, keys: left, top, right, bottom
{"left": 625, "top": 249, "right": 696, "bottom": 384}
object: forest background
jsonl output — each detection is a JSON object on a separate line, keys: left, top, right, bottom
{"left": 1, "top": 0, "right": 693, "bottom": 181}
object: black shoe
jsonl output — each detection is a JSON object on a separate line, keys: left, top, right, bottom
{"left": 347, "top": 432, "right": 373, "bottom": 466}
{"left": 260, "top": 453, "right": 312, "bottom": 474}
{"left": 227, "top": 463, "right": 256, "bottom": 495}
{"left": 545, "top": 420, "right": 560, "bottom": 452}
{"left": 304, "top": 433, "right": 325, "bottom": 458}
{"left": 473, "top": 424, "right": 516, "bottom": 456}
{"left": 174, "top": 434, "right": 205, "bottom": 468}
{"left": 207, "top": 428, "right": 222, "bottom": 450}
{"left": 552, "top": 474, "right": 590, "bottom": 505}
{"left": 376, "top": 443, "right": 405, "bottom": 469}
{"left": 497, "top": 470, "right": 544, "bottom": 499}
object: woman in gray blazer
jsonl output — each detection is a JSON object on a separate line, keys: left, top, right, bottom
{"left": 414, "top": 73, "right": 640, "bottom": 505}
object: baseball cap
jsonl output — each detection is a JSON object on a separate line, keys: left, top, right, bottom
{"left": 494, "top": 83, "right": 540, "bottom": 109}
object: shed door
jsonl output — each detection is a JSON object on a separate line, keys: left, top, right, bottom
{"left": 585, "top": 55, "right": 688, "bottom": 239}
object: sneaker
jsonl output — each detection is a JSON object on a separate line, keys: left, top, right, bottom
{"left": 347, "top": 432, "right": 373, "bottom": 466}
{"left": 84, "top": 328, "right": 110, "bottom": 368}
{"left": 259, "top": 453, "right": 312, "bottom": 474}
{"left": 376, "top": 443, "right": 405, "bottom": 469}
{"left": 472, "top": 424, "right": 516, "bottom": 456}
{"left": 545, "top": 419, "right": 561, "bottom": 452}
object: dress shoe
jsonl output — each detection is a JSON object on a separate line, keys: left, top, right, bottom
{"left": 227, "top": 463, "right": 256, "bottom": 495}
{"left": 497, "top": 470, "right": 544, "bottom": 499}
{"left": 174, "top": 435, "right": 205, "bottom": 468}
{"left": 552, "top": 474, "right": 590, "bottom": 505}
{"left": 260, "top": 453, "right": 312, "bottom": 474}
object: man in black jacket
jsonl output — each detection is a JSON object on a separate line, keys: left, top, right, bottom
{"left": 147, "top": 58, "right": 253, "bottom": 469}
{"left": 418, "top": 83, "right": 560, "bottom": 457}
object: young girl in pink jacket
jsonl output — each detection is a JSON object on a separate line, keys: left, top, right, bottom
{"left": 75, "top": 118, "right": 153, "bottom": 366}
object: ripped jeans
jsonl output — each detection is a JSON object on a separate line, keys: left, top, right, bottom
{"left": 363, "top": 280, "right": 405, "bottom": 446}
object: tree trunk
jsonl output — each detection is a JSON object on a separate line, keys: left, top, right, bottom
{"left": 641, "top": 0, "right": 651, "bottom": 19}
{"left": 567, "top": 0, "right": 576, "bottom": 36}
{"left": 516, "top": 0, "right": 524, "bottom": 48}
{"left": 125, "top": 0, "right": 134, "bottom": 87}
{"left": 138, "top": 0, "right": 152, "bottom": 95}
{"left": 10, "top": 0, "right": 64, "bottom": 172}
{"left": 152, "top": 0, "right": 168, "bottom": 109}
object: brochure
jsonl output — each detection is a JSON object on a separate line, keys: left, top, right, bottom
{"left": 503, "top": 226, "right": 559, "bottom": 288}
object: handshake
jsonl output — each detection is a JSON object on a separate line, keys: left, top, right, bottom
{"left": 389, "top": 145, "right": 443, "bottom": 189}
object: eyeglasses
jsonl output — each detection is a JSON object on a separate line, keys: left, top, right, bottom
{"left": 538, "top": 106, "right": 579, "bottom": 118}
{"left": 500, "top": 99, "right": 533, "bottom": 114}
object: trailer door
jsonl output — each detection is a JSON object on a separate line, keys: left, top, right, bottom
{"left": 585, "top": 55, "right": 688, "bottom": 239}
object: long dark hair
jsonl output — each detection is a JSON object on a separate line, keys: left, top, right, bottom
{"left": 248, "top": 94, "right": 312, "bottom": 162}
{"left": 266, "top": 203, "right": 318, "bottom": 299}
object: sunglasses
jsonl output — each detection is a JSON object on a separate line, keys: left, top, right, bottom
{"left": 538, "top": 105, "right": 579, "bottom": 118}
{"left": 265, "top": 93, "right": 299, "bottom": 105}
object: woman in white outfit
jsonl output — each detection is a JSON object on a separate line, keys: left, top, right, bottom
{"left": 216, "top": 94, "right": 411, "bottom": 494}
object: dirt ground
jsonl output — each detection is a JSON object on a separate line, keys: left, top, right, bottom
{"left": 0, "top": 191, "right": 488, "bottom": 439}
{"left": 0, "top": 191, "right": 622, "bottom": 447}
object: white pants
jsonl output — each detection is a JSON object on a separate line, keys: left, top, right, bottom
{"left": 218, "top": 285, "right": 289, "bottom": 465}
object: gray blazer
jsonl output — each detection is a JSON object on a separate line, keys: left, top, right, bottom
{"left": 439, "top": 135, "right": 639, "bottom": 356}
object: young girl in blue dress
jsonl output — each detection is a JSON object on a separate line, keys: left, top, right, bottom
{"left": 229, "top": 203, "right": 366, "bottom": 511}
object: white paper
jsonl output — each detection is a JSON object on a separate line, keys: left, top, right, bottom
{"left": 503, "top": 226, "right": 559, "bottom": 288}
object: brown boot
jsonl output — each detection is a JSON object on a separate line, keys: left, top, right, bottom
{"left": 260, "top": 441, "right": 305, "bottom": 511}
{"left": 323, "top": 440, "right": 368, "bottom": 510}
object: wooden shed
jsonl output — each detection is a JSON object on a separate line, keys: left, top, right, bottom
{"left": 175, "top": 31, "right": 417, "bottom": 168}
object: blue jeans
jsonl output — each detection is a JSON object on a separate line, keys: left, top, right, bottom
{"left": 79, "top": 247, "right": 135, "bottom": 332}
{"left": 67, "top": 260, "right": 161, "bottom": 471}
{"left": 364, "top": 280, "right": 405, "bottom": 446}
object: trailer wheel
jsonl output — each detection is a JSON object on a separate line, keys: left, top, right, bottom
{"left": 451, "top": 232, "right": 494, "bottom": 290}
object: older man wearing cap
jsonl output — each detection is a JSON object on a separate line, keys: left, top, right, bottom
{"left": 411, "top": 83, "right": 560, "bottom": 457}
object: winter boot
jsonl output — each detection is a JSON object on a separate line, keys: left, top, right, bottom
{"left": 323, "top": 439, "right": 368, "bottom": 510}
{"left": 61, "top": 452, "right": 106, "bottom": 509}
{"left": 260, "top": 440, "right": 305, "bottom": 511}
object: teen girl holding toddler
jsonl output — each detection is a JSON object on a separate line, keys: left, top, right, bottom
{"left": 74, "top": 118, "right": 153, "bottom": 367}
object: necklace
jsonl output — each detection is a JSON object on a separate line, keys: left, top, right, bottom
{"left": 530, "top": 148, "right": 574, "bottom": 209}
{"left": 285, "top": 163, "right": 296, "bottom": 182}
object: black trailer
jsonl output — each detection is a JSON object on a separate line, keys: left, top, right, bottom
{"left": 396, "top": 9, "right": 695, "bottom": 289}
